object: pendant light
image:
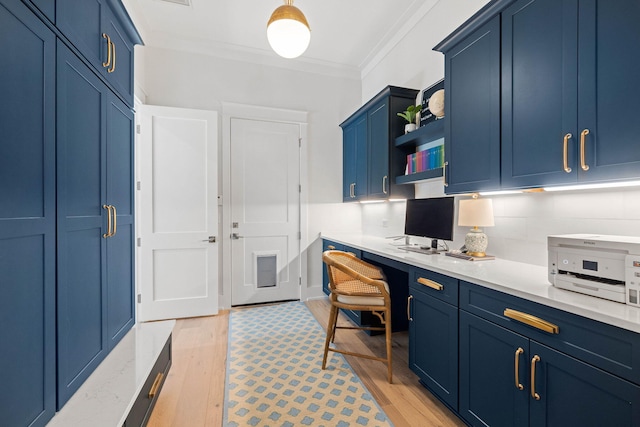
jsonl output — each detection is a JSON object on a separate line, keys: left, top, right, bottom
{"left": 267, "top": 0, "right": 311, "bottom": 59}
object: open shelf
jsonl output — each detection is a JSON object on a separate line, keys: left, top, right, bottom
{"left": 395, "top": 119, "right": 444, "bottom": 149}
{"left": 396, "top": 167, "right": 443, "bottom": 185}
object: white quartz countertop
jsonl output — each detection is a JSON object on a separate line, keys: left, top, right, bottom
{"left": 322, "top": 233, "right": 640, "bottom": 334}
{"left": 47, "top": 319, "right": 175, "bottom": 427}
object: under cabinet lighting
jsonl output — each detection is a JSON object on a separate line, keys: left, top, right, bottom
{"left": 543, "top": 180, "right": 640, "bottom": 192}
{"left": 359, "top": 200, "right": 385, "bottom": 204}
{"left": 388, "top": 198, "right": 407, "bottom": 202}
{"left": 478, "top": 190, "right": 524, "bottom": 196}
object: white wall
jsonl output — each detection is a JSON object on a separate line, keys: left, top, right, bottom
{"left": 360, "top": 0, "right": 640, "bottom": 267}
{"left": 138, "top": 46, "right": 363, "bottom": 302}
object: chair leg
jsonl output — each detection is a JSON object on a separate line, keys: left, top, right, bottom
{"left": 322, "top": 304, "right": 339, "bottom": 370}
{"left": 330, "top": 309, "right": 338, "bottom": 343}
{"left": 385, "top": 307, "right": 393, "bottom": 384}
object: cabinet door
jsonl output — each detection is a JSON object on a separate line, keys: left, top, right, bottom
{"left": 56, "top": 0, "right": 106, "bottom": 71}
{"left": 0, "top": 1, "right": 56, "bottom": 425}
{"left": 56, "top": 41, "right": 109, "bottom": 409}
{"left": 342, "top": 114, "right": 367, "bottom": 201}
{"left": 577, "top": 0, "right": 640, "bottom": 182}
{"left": 409, "top": 287, "right": 458, "bottom": 410}
{"left": 459, "top": 311, "right": 529, "bottom": 427}
{"left": 27, "top": 0, "right": 55, "bottom": 21}
{"left": 529, "top": 341, "right": 640, "bottom": 427}
{"left": 444, "top": 16, "right": 501, "bottom": 194}
{"left": 102, "top": 5, "right": 135, "bottom": 103}
{"left": 501, "top": 0, "right": 578, "bottom": 188}
{"left": 367, "top": 100, "right": 389, "bottom": 199}
{"left": 106, "top": 92, "right": 135, "bottom": 348}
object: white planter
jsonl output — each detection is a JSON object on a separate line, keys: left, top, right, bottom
{"left": 405, "top": 123, "right": 417, "bottom": 134}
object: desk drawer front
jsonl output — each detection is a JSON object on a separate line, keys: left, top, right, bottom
{"left": 410, "top": 267, "right": 458, "bottom": 306}
{"left": 460, "top": 281, "right": 640, "bottom": 384}
{"left": 124, "top": 335, "right": 172, "bottom": 427}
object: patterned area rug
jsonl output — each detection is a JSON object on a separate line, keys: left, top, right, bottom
{"left": 224, "top": 301, "right": 393, "bottom": 427}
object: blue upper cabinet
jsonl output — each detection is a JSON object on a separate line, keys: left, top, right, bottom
{"left": 340, "top": 86, "right": 417, "bottom": 202}
{"left": 577, "top": 0, "right": 640, "bottom": 183}
{"left": 0, "top": 2, "right": 56, "bottom": 426}
{"left": 342, "top": 113, "right": 368, "bottom": 201}
{"left": 436, "top": 0, "right": 640, "bottom": 192}
{"left": 25, "top": 0, "right": 55, "bottom": 21}
{"left": 439, "top": 15, "right": 501, "bottom": 194}
{"left": 56, "top": 0, "right": 142, "bottom": 106}
{"left": 501, "top": 0, "right": 579, "bottom": 188}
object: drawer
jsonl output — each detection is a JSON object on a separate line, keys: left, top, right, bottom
{"left": 460, "top": 281, "right": 640, "bottom": 385}
{"left": 410, "top": 267, "right": 458, "bottom": 306}
{"left": 124, "top": 335, "right": 172, "bottom": 427}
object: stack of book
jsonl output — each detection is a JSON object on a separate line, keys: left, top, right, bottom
{"left": 406, "top": 145, "right": 444, "bottom": 175}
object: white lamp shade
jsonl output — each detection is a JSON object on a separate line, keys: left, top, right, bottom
{"left": 267, "top": 4, "right": 311, "bottom": 59}
{"left": 458, "top": 198, "right": 495, "bottom": 227}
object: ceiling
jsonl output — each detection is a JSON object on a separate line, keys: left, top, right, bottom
{"left": 123, "top": 0, "right": 441, "bottom": 76}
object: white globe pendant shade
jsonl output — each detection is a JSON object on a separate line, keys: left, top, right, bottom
{"left": 267, "top": 1, "right": 311, "bottom": 59}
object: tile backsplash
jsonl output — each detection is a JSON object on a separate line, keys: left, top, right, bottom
{"left": 361, "top": 180, "right": 640, "bottom": 267}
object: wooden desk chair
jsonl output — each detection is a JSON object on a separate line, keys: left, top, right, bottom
{"left": 321, "top": 250, "right": 393, "bottom": 383}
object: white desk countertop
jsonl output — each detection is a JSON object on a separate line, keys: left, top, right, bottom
{"left": 322, "top": 233, "right": 640, "bottom": 334}
{"left": 47, "top": 319, "right": 175, "bottom": 427}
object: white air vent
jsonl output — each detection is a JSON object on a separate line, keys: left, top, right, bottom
{"left": 156, "top": 0, "right": 191, "bottom": 6}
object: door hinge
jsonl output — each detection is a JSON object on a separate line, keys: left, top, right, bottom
{"left": 136, "top": 181, "right": 141, "bottom": 191}
{"left": 137, "top": 293, "right": 142, "bottom": 303}
{"left": 136, "top": 124, "right": 141, "bottom": 134}
{"left": 298, "top": 137, "right": 302, "bottom": 147}
{"left": 299, "top": 184, "right": 302, "bottom": 193}
{"left": 137, "top": 238, "right": 141, "bottom": 247}
{"left": 298, "top": 231, "right": 302, "bottom": 240}
{"left": 299, "top": 277, "right": 302, "bottom": 285}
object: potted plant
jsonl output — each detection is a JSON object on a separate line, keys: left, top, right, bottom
{"left": 397, "top": 104, "right": 421, "bottom": 133}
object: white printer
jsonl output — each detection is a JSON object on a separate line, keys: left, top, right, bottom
{"left": 548, "top": 234, "right": 640, "bottom": 306}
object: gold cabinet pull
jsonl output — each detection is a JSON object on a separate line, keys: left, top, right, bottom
{"left": 108, "top": 41, "right": 116, "bottom": 73}
{"left": 327, "top": 245, "right": 336, "bottom": 250}
{"left": 111, "top": 205, "right": 117, "bottom": 236}
{"left": 515, "top": 347, "right": 524, "bottom": 391}
{"left": 443, "top": 161, "right": 449, "bottom": 187}
{"left": 148, "top": 372, "right": 164, "bottom": 399}
{"left": 580, "top": 129, "right": 590, "bottom": 171}
{"left": 504, "top": 309, "right": 559, "bottom": 334}
{"left": 102, "top": 33, "right": 112, "bottom": 68}
{"left": 407, "top": 295, "right": 413, "bottom": 321}
{"left": 563, "top": 133, "right": 572, "bottom": 173}
{"left": 417, "top": 277, "right": 443, "bottom": 291}
{"left": 530, "top": 355, "right": 541, "bottom": 400}
{"left": 103, "top": 204, "right": 112, "bottom": 238}
{"left": 350, "top": 182, "right": 355, "bottom": 198}
{"left": 382, "top": 175, "right": 388, "bottom": 194}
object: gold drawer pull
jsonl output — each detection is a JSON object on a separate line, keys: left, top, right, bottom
{"left": 327, "top": 245, "right": 336, "bottom": 250}
{"left": 407, "top": 295, "right": 413, "bottom": 321}
{"left": 148, "top": 372, "right": 164, "bottom": 399}
{"left": 514, "top": 347, "right": 524, "bottom": 391}
{"left": 531, "top": 355, "right": 541, "bottom": 400}
{"left": 504, "top": 309, "right": 559, "bottom": 334}
{"left": 417, "top": 277, "right": 443, "bottom": 291}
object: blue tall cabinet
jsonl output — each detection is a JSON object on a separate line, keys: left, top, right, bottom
{"left": 0, "top": 1, "right": 56, "bottom": 425}
{"left": 436, "top": 0, "right": 640, "bottom": 194}
{"left": 0, "top": 0, "right": 141, "bottom": 425}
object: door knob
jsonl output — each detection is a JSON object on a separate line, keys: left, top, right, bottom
{"left": 201, "top": 236, "right": 217, "bottom": 243}
{"left": 231, "top": 233, "right": 243, "bottom": 240}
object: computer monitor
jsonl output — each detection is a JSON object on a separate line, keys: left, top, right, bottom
{"left": 404, "top": 197, "right": 455, "bottom": 252}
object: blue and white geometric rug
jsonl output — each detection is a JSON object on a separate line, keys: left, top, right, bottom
{"left": 223, "top": 301, "right": 394, "bottom": 427}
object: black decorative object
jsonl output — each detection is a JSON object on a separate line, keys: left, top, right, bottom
{"left": 420, "top": 79, "right": 444, "bottom": 127}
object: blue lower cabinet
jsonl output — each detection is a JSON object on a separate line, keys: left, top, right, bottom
{"left": 460, "top": 309, "right": 640, "bottom": 427}
{"left": 530, "top": 342, "right": 640, "bottom": 427}
{"left": 0, "top": 1, "right": 56, "bottom": 425}
{"left": 408, "top": 285, "right": 458, "bottom": 410}
{"left": 321, "top": 240, "right": 344, "bottom": 295}
{"left": 459, "top": 311, "right": 529, "bottom": 427}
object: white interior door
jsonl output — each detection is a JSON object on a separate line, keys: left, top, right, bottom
{"left": 230, "top": 118, "right": 300, "bottom": 306}
{"left": 137, "top": 105, "right": 218, "bottom": 321}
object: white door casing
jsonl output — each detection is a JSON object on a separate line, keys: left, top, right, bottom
{"left": 137, "top": 105, "right": 218, "bottom": 321}
{"left": 230, "top": 117, "right": 301, "bottom": 306}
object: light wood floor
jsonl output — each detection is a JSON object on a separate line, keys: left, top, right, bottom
{"left": 147, "top": 298, "right": 465, "bottom": 427}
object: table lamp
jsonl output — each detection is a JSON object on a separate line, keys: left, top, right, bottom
{"left": 458, "top": 197, "right": 494, "bottom": 257}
